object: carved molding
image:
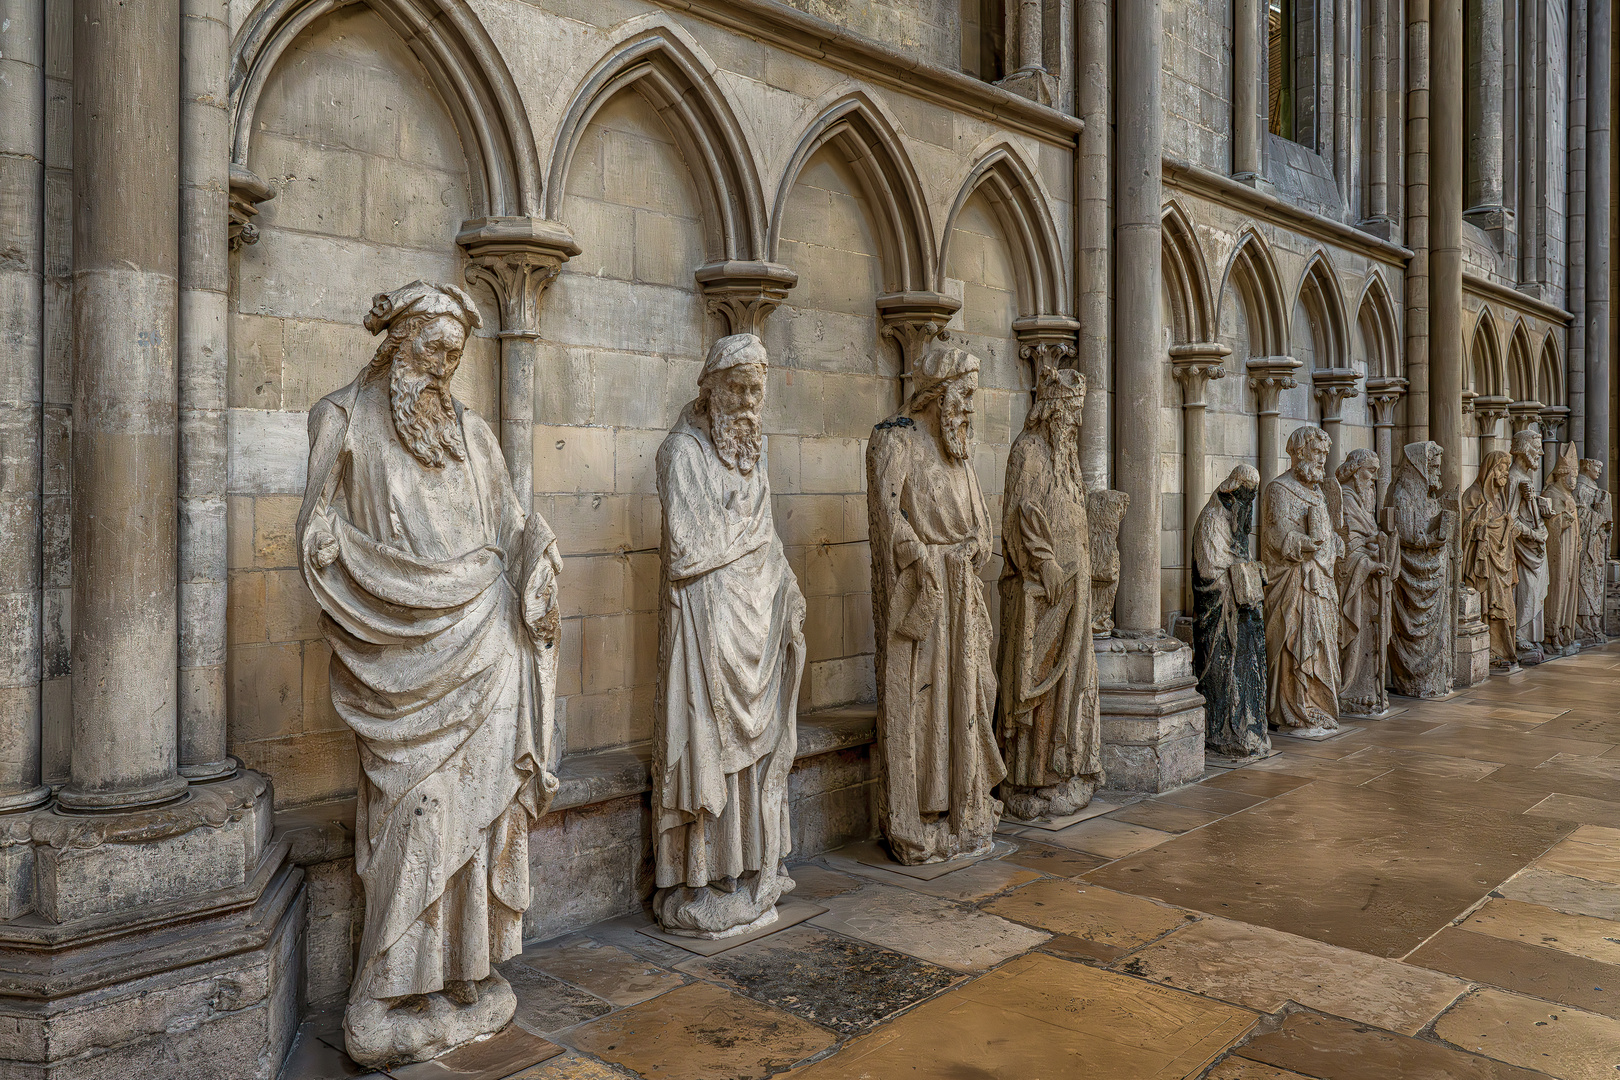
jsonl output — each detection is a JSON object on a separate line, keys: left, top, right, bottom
{"left": 457, "top": 216, "right": 581, "bottom": 335}
{"left": 1472, "top": 394, "right": 1513, "bottom": 430}
{"left": 1170, "top": 342, "right": 1232, "bottom": 406}
{"left": 1013, "top": 314, "right": 1081, "bottom": 386}
{"left": 1310, "top": 367, "right": 1362, "bottom": 422}
{"left": 228, "top": 165, "right": 274, "bottom": 251}
{"left": 1538, "top": 404, "right": 1570, "bottom": 442}
{"left": 1364, "top": 375, "right": 1408, "bottom": 427}
{"left": 877, "top": 291, "right": 962, "bottom": 378}
{"left": 1246, "top": 355, "right": 1302, "bottom": 414}
{"left": 695, "top": 260, "right": 799, "bottom": 336}
{"left": 1508, "top": 399, "right": 1546, "bottom": 432}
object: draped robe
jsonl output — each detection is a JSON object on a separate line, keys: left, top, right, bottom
{"left": 1336, "top": 484, "right": 1386, "bottom": 715}
{"left": 1461, "top": 470, "right": 1520, "bottom": 662}
{"left": 1261, "top": 472, "right": 1343, "bottom": 731}
{"left": 1542, "top": 476, "right": 1580, "bottom": 650}
{"left": 653, "top": 404, "right": 805, "bottom": 934}
{"left": 1192, "top": 491, "right": 1268, "bottom": 756}
{"left": 298, "top": 373, "right": 557, "bottom": 1005}
{"left": 1576, "top": 475, "right": 1613, "bottom": 640}
{"left": 868, "top": 415, "right": 1003, "bottom": 864}
{"left": 995, "top": 429, "right": 1100, "bottom": 803}
{"left": 1508, "top": 460, "right": 1550, "bottom": 649}
{"left": 1386, "top": 452, "right": 1455, "bottom": 699}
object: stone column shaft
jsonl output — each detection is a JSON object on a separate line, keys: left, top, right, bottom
{"left": 1172, "top": 345, "right": 1230, "bottom": 610}
{"left": 1464, "top": 0, "right": 1506, "bottom": 220}
{"left": 177, "top": 0, "right": 233, "bottom": 783}
{"left": 1540, "top": 406, "right": 1569, "bottom": 484}
{"left": 1248, "top": 357, "right": 1302, "bottom": 488}
{"left": 1311, "top": 368, "right": 1362, "bottom": 476}
{"left": 1078, "top": 0, "right": 1111, "bottom": 489}
{"left": 1430, "top": 0, "right": 1465, "bottom": 494}
{"left": 0, "top": 0, "right": 52, "bottom": 811}
{"left": 1405, "top": 0, "right": 1431, "bottom": 441}
{"left": 1365, "top": 0, "right": 1393, "bottom": 227}
{"left": 1113, "top": 0, "right": 1162, "bottom": 634}
{"left": 1366, "top": 377, "right": 1409, "bottom": 504}
{"left": 1233, "top": 0, "right": 1261, "bottom": 180}
{"left": 1586, "top": 0, "right": 1612, "bottom": 496}
{"left": 62, "top": 0, "right": 189, "bottom": 811}
{"left": 1473, "top": 397, "right": 1510, "bottom": 457}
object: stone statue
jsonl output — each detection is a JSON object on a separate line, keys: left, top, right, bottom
{"left": 1192, "top": 465, "right": 1268, "bottom": 757}
{"left": 996, "top": 367, "right": 1102, "bottom": 820}
{"left": 1335, "top": 449, "right": 1394, "bottom": 717}
{"left": 1576, "top": 459, "right": 1613, "bottom": 644}
{"left": 1260, "top": 425, "right": 1343, "bottom": 737}
{"left": 652, "top": 334, "right": 806, "bottom": 938}
{"left": 1508, "top": 429, "right": 1550, "bottom": 662}
{"left": 1461, "top": 449, "right": 1521, "bottom": 670}
{"left": 868, "top": 347, "right": 1004, "bottom": 864}
{"left": 298, "top": 282, "right": 561, "bottom": 1066}
{"left": 1542, "top": 444, "right": 1582, "bottom": 656}
{"left": 1386, "top": 441, "right": 1457, "bottom": 698}
{"left": 1086, "top": 489, "right": 1129, "bottom": 636}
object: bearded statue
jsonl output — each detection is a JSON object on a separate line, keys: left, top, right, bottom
{"left": 298, "top": 281, "right": 561, "bottom": 1066}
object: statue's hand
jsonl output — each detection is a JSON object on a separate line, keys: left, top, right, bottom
{"left": 1037, "top": 558, "right": 1065, "bottom": 601}
{"left": 310, "top": 530, "right": 339, "bottom": 570}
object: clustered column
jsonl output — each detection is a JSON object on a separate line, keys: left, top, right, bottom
{"left": 1463, "top": 0, "right": 1507, "bottom": 230}
{"left": 1585, "top": 0, "right": 1612, "bottom": 501}
{"left": 1429, "top": 0, "right": 1466, "bottom": 494}
{"left": 1232, "top": 0, "right": 1261, "bottom": 181}
{"left": 61, "top": 0, "right": 189, "bottom": 811}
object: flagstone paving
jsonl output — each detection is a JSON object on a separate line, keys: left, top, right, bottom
{"left": 284, "top": 642, "right": 1620, "bottom": 1079}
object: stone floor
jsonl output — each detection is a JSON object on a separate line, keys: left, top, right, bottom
{"left": 284, "top": 643, "right": 1620, "bottom": 1079}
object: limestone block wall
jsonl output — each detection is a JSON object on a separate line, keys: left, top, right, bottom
{"left": 1162, "top": 0, "right": 1232, "bottom": 170}
{"left": 776, "top": 0, "right": 964, "bottom": 71}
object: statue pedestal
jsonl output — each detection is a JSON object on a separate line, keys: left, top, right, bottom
{"left": 1454, "top": 586, "right": 1491, "bottom": 687}
{"left": 0, "top": 772, "right": 303, "bottom": 1079}
{"left": 1095, "top": 635, "right": 1207, "bottom": 793}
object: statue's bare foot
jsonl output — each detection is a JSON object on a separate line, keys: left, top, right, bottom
{"left": 444, "top": 980, "right": 479, "bottom": 1006}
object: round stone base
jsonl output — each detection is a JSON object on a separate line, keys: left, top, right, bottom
{"left": 664, "top": 904, "right": 779, "bottom": 941}
{"left": 344, "top": 971, "right": 516, "bottom": 1068}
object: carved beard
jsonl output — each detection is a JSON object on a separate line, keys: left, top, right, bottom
{"left": 711, "top": 407, "right": 763, "bottom": 475}
{"left": 939, "top": 396, "right": 973, "bottom": 462}
{"left": 390, "top": 360, "right": 466, "bottom": 468}
{"left": 1296, "top": 459, "right": 1325, "bottom": 486}
{"left": 1048, "top": 415, "right": 1083, "bottom": 495}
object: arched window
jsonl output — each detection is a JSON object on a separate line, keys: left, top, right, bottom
{"left": 1268, "top": 0, "right": 1295, "bottom": 140}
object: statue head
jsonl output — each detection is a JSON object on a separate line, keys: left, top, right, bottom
{"left": 1551, "top": 443, "right": 1579, "bottom": 485}
{"left": 1581, "top": 458, "right": 1604, "bottom": 483}
{"left": 1217, "top": 463, "right": 1261, "bottom": 531}
{"left": 696, "top": 333, "right": 769, "bottom": 475}
{"left": 1510, "top": 428, "right": 1542, "bottom": 470}
{"left": 364, "top": 280, "right": 483, "bottom": 468}
{"left": 1336, "top": 447, "right": 1380, "bottom": 499}
{"left": 1481, "top": 449, "right": 1512, "bottom": 493}
{"left": 1399, "top": 440, "right": 1444, "bottom": 497}
{"left": 1285, "top": 425, "right": 1332, "bottom": 487}
{"left": 908, "top": 347, "right": 981, "bottom": 462}
{"left": 1027, "top": 366, "right": 1085, "bottom": 482}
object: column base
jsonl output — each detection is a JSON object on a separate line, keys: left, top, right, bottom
{"left": 0, "top": 771, "right": 302, "bottom": 1079}
{"left": 179, "top": 758, "right": 239, "bottom": 784}
{"left": 1454, "top": 587, "right": 1491, "bottom": 689}
{"left": 54, "top": 772, "right": 190, "bottom": 814}
{"left": 0, "top": 787, "right": 51, "bottom": 815}
{"left": 1095, "top": 635, "right": 1206, "bottom": 793}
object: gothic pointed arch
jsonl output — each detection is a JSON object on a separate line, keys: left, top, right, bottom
{"left": 231, "top": 0, "right": 543, "bottom": 218}
{"left": 937, "top": 143, "right": 1069, "bottom": 317}
{"left": 1506, "top": 318, "right": 1537, "bottom": 401}
{"left": 1355, "top": 270, "right": 1400, "bottom": 379}
{"left": 1468, "top": 308, "right": 1505, "bottom": 396}
{"left": 544, "top": 28, "right": 766, "bottom": 261}
{"left": 1293, "top": 250, "right": 1349, "bottom": 369}
{"left": 769, "top": 93, "right": 936, "bottom": 294}
{"left": 1218, "top": 227, "right": 1288, "bottom": 356}
{"left": 1161, "top": 200, "right": 1213, "bottom": 344}
{"left": 1539, "top": 332, "right": 1565, "bottom": 407}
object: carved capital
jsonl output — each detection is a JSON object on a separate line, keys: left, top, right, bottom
{"left": 228, "top": 165, "right": 274, "bottom": 251}
{"left": 1539, "top": 404, "right": 1570, "bottom": 442}
{"left": 1013, "top": 314, "right": 1081, "bottom": 384}
{"left": 1364, "top": 376, "right": 1408, "bottom": 427}
{"left": 1472, "top": 394, "right": 1513, "bottom": 430}
{"left": 1170, "top": 342, "right": 1232, "bottom": 406}
{"left": 457, "top": 217, "right": 581, "bottom": 337}
{"left": 1246, "top": 355, "right": 1302, "bottom": 414}
{"left": 1508, "top": 400, "right": 1546, "bottom": 433}
{"left": 695, "top": 261, "right": 799, "bottom": 336}
{"left": 878, "top": 291, "right": 962, "bottom": 378}
{"left": 1310, "top": 367, "right": 1362, "bottom": 422}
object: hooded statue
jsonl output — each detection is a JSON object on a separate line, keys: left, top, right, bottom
{"left": 1385, "top": 441, "right": 1456, "bottom": 698}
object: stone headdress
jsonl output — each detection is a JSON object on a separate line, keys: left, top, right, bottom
{"left": 1335, "top": 447, "right": 1379, "bottom": 486}
{"left": 700, "top": 333, "right": 767, "bottom": 381}
{"left": 911, "top": 347, "right": 980, "bottom": 398}
{"left": 1035, "top": 365, "right": 1086, "bottom": 400}
{"left": 1552, "top": 442, "right": 1579, "bottom": 479}
{"left": 363, "top": 280, "right": 483, "bottom": 336}
{"left": 1218, "top": 463, "right": 1260, "bottom": 494}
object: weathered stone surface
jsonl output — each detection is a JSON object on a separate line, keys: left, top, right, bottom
{"left": 1462, "top": 450, "right": 1521, "bottom": 669}
{"left": 1193, "top": 465, "right": 1268, "bottom": 757}
{"left": 1386, "top": 442, "right": 1458, "bottom": 697}
{"left": 1508, "top": 430, "right": 1551, "bottom": 660}
{"left": 1087, "top": 489, "right": 1129, "bottom": 637}
{"left": 1575, "top": 462, "right": 1612, "bottom": 644}
{"left": 1334, "top": 450, "right": 1395, "bottom": 717}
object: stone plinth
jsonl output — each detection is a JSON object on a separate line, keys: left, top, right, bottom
{"left": 1455, "top": 586, "right": 1491, "bottom": 687}
{"left": 1096, "top": 636, "right": 1206, "bottom": 793}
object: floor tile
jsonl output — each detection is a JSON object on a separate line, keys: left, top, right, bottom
{"left": 1003, "top": 794, "right": 1129, "bottom": 829}
{"left": 832, "top": 837, "right": 1016, "bottom": 880}
{"left": 787, "top": 953, "right": 1256, "bottom": 1079}
{"left": 1524, "top": 792, "right": 1620, "bottom": 828}
{"left": 1533, "top": 837, "right": 1620, "bottom": 884}
{"left": 1357, "top": 723, "right": 1613, "bottom": 765}
{"left": 500, "top": 960, "right": 614, "bottom": 1034}
{"left": 1434, "top": 988, "right": 1620, "bottom": 1080}
{"left": 1107, "top": 799, "right": 1227, "bottom": 834}
{"left": 390, "top": 1025, "right": 563, "bottom": 1079}
{"left": 1338, "top": 745, "right": 1505, "bottom": 780}
{"left": 1569, "top": 823, "right": 1620, "bottom": 849}
{"left": 998, "top": 836, "right": 1109, "bottom": 877}
{"left": 785, "top": 864, "right": 862, "bottom": 901}
{"left": 1086, "top": 779, "right": 1571, "bottom": 957}
{"left": 514, "top": 938, "right": 682, "bottom": 1008}
{"left": 1202, "top": 1059, "right": 1317, "bottom": 1080}
{"left": 635, "top": 898, "right": 827, "bottom": 957}
{"left": 508, "top": 1051, "right": 635, "bottom": 1079}
{"left": 1113, "top": 916, "right": 1468, "bottom": 1034}
{"left": 1235, "top": 1010, "right": 1549, "bottom": 1079}
{"left": 1241, "top": 755, "right": 1396, "bottom": 785}
{"left": 278, "top": 1028, "right": 382, "bottom": 1080}
{"left": 568, "top": 981, "right": 836, "bottom": 1080}
{"left": 1358, "top": 766, "right": 1556, "bottom": 814}
{"left": 1041, "top": 816, "right": 1177, "bottom": 858}
{"left": 1404, "top": 926, "right": 1620, "bottom": 1017}
{"left": 1201, "top": 771, "right": 1318, "bottom": 797}
{"left": 819, "top": 851, "right": 1042, "bottom": 901}
{"left": 1495, "top": 868, "right": 1620, "bottom": 921}
{"left": 982, "top": 881, "right": 1194, "bottom": 961}
{"left": 673, "top": 925, "right": 958, "bottom": 1034}
{"left": 808, "top": 882, "right": 1049, "bottom": 971}
{"left": 1459, "top": 897, "right": 1620, "bottom": 965}
{"left": 1156, "top": 785, "right": 1270, "bottom": 814}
